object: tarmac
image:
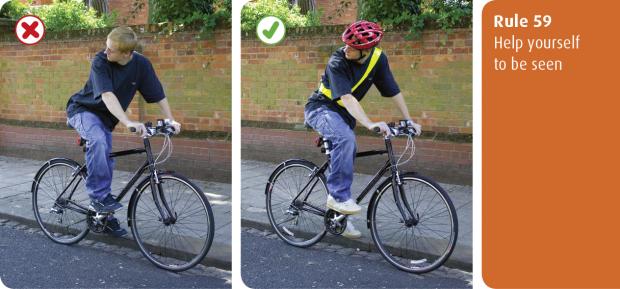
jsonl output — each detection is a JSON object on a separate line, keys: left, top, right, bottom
{"left": 0, "top": 155, "right": 232, "bottom": 270}
{"left": 241, "top": 159, "right": 472, "bottom": 271}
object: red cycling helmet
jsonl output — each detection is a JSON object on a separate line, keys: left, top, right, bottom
{"left": 341, "top": 20, "right": 384, "bottom": 50}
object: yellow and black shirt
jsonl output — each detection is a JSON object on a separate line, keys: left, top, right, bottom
{"left": 305, "top": 46, "right": 400, "bottom": 129}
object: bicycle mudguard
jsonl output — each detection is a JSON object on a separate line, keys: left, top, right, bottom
{"left": 31, "top": 158, "right": 82, "bottom": 194}
{"left": 126, "top": 175, "right": 153, "bottom": 227}
{"left": 265, "top": 159, "right": 317, "bottom": 195}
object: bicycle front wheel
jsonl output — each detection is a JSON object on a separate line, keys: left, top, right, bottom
{"left": 32, "top": 158, "right": 89, "bottom": 244}
{"left": 370, "top": 173, "right": 458, "bottom": 273}
{"left": 130, "top": 172, "right": 214, "bottom": 272}
{"left": 266, "top": 159, "right": 327, "bottom": 247}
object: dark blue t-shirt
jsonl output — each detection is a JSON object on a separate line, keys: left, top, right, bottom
{"left": 306, "top": 47, "right": 400, "bottom": 129}
{"left": 66, "top": 51, "right": 165, "bottom": 131}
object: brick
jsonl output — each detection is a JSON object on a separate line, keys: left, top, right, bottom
{"left": 0, "top": 28, "right": 231, "bottom": 134}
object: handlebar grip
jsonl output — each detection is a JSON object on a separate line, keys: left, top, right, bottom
{"left": 129, "top": 127, "right": 136, "bottom": 133}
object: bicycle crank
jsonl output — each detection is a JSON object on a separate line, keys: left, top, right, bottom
{"left": 86, "top": 211, "right": 112, "bottom": 233}
{"left": 324, "top": 209, "right": 347, "bottom": 235}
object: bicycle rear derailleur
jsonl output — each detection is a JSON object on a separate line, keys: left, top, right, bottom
{"left": 324, "top": 209, "right": 347, "bottom": 235}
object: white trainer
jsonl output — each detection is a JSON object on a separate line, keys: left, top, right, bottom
{"left": 326, "top": 195, "right": 362, "bottom": 215}
{"left": 342, "top": 220, "right": 362, "bottom": 239}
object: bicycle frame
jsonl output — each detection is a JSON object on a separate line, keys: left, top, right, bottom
{"left": 55, "top": 137, "right": 175, "bottom": 224}
{"left": 290, "top": 136, "right": 418, "bottom": 225}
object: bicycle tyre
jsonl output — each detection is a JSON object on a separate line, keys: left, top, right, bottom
{"left": 266, "top": 159, "right": 327, "bottom": 247}
{"left": 32, "top": 158, "right": 90, "bottom": 245}
{"left": 369, "top": 172, "right": 458, "bottom": 273}
{"left": 129, "top": 172, "right": 214, "bottom": 272}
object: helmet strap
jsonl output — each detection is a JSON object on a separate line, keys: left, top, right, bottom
{"left": 356, "top": 51, "right": 365, "bottom": 62}
{"left": 356, "top": 47, "right": 373, "bottom": 63}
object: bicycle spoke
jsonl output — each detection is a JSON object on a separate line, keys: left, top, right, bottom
{"left": 371, "top": 175, "right": 457, "bottom": 273}
{"left": 132, "top": 175, "right": 213, "bottom": 271}
{"left": 267, "top": 162, "right": 327, "bottom": 247}
{"left": 34, "top": 162, "right": 88, "bottom": 245}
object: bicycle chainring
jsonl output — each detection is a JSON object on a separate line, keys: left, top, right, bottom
{"left": 86, "top": 211, "right": 110, "bottom": 233}
{"left": 324, "top": 209, "right": 347, "bottom": 235}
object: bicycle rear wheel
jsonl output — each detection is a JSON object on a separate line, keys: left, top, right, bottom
{"left": 370, "top": 173, "right": 458, "bottom": 273}
{"left": 266, "top": 159, "right": 327, "bottom": 247}
{"left": 32, "top": 158, "right": 90, "bottom": 244}
{"left": 130, "top": 172, "right": 214, "bottom": 272}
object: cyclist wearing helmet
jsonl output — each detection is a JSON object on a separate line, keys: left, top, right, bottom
{"left": 305, "top": 20, "right": 422, "bottom": 238}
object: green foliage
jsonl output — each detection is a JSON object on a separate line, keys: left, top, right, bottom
{"left": 0, "top": 0, "right": 29, "bottom": 19}
{"left": 241, "top": 0, "right": 321, "bottom": 32}
{"left": 150, "top": 0, "right": 231, "bottom": 36}
{"left": 35, "top": 0, "right": 115, "bottom": 31}
{"left": 425, "top": 0, "right": 472, "bottom": 31}
{"left": 0, "top": 0, "right": 115, "bottom": 31}
{"left": 360, "top": 0, "right": 471, "bottom": 38}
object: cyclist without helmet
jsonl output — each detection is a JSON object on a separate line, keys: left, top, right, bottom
{"left": 304, "top": 20, "right": 422, "bottom": 239}
{"left": 66, "top": 26, "right": 181, "bottom": 237}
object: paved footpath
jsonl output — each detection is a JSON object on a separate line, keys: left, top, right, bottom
{"left": 241, "top": 159, "right": 472, "bottom": 270}
{"left": 0, "top": 155, "right": 231, "bottom": 269}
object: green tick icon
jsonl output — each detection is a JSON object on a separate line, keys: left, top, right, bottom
{"left": 257, "top": 16, "right": 285, "bottom": 45}
{"left": 263, "top": 21, "right": 279, "bottom": 39}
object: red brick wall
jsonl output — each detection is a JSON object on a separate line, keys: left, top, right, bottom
{"left": 242, "top": 127, "right": 471, "bottom": 185}
{"left": 241, "top": 27, "right": 472, "bottom": 184}
{"left": 242, "top": 27, "right": 472, "bottom": 134}
{"left": 0, "top": 26, "right": 231, "bottom": 133}
{"left": 0, "top": 124, "right": 231, "bottom": 181}
{"left": 315, "top": 0, "right": 358, "bottom": 25}
{"left": 0, "top": 26, "right": 231, "bottom": 182}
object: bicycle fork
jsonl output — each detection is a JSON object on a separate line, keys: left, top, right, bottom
{"left": 144, "top": 139, "right": 176, "bottom": 225}
{"left": 385, "top": 137, "right": 419, "bottom": 227}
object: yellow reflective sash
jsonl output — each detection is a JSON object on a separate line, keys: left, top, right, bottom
{"left": 319, "top": 47, "right": 382, "bottom": 107}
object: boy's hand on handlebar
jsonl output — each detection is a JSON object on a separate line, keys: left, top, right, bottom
{"left": 168, "top": 120, "right": 181, "bottom": 135}
{"left": 406, "top": 119, "right": 422, "bottom": 136}
{"left": 126, "top": 121, "right": 147, "bottom": 137}
{"left": 369, "top": 122, "right": 392, "bottom": 136}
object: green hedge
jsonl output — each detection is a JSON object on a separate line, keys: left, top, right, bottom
{"left": 0, "top": 0, "right": 114, "bottom": 32}
{"left": 360, "top": 0, "right": 472, "bottom": 38}
{"left": 150, "top": 0, "right": 231, "bottom": 36}
{"left": 241, "top": 0, "right": 320, "bottom": 33}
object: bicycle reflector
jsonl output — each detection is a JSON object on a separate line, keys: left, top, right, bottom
{"left": 314, "top": 136, "right": 323, "bottom": 147}
{"left": 76, "top": 137, "right": 86, "bottom": 147}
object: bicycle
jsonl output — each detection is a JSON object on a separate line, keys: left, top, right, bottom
{"left": 265, "top": 120, "right": 458, "bottom": 273}
{"left": 31, "top": 119, "right": 215, "bottom": 272}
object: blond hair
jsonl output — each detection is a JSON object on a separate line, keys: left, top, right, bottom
{"left": 107, "top": 26, "right": 138, "bottom": 53}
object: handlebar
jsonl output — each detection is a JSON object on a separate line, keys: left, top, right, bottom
{"left": 373, "top": 120, "right": 418, "bottom": 137}
{"left": 129, "top": 119, "right": 176, "bottom": 137}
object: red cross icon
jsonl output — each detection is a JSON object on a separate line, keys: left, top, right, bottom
{"left": 21, "top": 21, "right": 39, "bottom": 39}
{"left": 15, "top": 15, "right": 46, "bottom": 45}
